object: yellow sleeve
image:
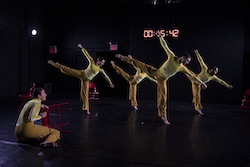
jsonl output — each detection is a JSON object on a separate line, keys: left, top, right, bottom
{"left": 146, "top": 74, "right": 157, "bottom": 83}
{"left": 159, "top": 36, "right": 175, "bottom": 59}
{"left": 99, "top": 69, "right": 113, "bottom": 85}
{"left": 80, "top": 47, "right": 95, "bottom": 65}
{"left": 28, "top": 102, "right": 42, "bottom": 122}
{"left": 185, "top": 72, "right": 196, "bottom": 82}
{"left": 212, "top": 75, "right": 231, "bottom": 88}
{"left": 195, "top": 51, "right": 208, "bottom": 70}
{"left": 181, "top": 65, "right": 204, "bottom": 84}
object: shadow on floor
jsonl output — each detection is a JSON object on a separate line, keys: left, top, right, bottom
{"left": 0, "top": 96, "right": 250, "bottom": 167}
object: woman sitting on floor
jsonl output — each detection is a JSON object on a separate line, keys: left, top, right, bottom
{"left": 14, "top": 87, "right": 60, "bottom": 148}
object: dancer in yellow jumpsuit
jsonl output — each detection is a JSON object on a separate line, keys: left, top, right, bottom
{"left": 187, "top": 49, "right": 233, "bottom": 114}
{"left": 116, "top": 36, "right": 207, "bottom": 125}
{"left": 48, "top": 43, "right": 114, "bottom": 115}
{"left": 14, "top": 87, "right": 60, "bottom": 148}
{"left": 110, "top": 59, "right": 157, "bottom": 110}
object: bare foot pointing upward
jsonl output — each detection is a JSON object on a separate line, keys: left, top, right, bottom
{"left": 48, "top": 60, "right": 55, "bottom": 66}
{"left": 110, "top": 61, "right": 115, "bottom": 68}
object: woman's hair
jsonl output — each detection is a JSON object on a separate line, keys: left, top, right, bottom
{"left": 32, "top": 87, "right": 44, "bottom": 98}
{"left": 183, "top": 52, "right": 192, "bottom": 59}
{"left": 209, "top": 66, "right": 219, "bottom": 76}
{"left": 97, "top": 56, "right": 105, "bottom": 61}
{"left": 212, "top": 66, "right": 218, "bottom": 70}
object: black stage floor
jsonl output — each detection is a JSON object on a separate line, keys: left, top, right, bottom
{"left": 0, "top": 96, "right": 250, "bottom": 167}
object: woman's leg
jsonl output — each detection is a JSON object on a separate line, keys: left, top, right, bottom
{"left": 123, "top": 57, "right": 157, "bottom": 79}
{"left": 191, "top": 82, "right": 203, "bottom": 114}
{"left": 16, "top": 122, "right": 60, "bottom": 147}
{"left": 80, "top": 80, "right": 90, "bottom": 114}
{"left": 157, "top": 79, "right": 170, "bottom": 125}
{"left": 54, "top": 63, "right": 83, "bottom": 78}
{"left": 129, "top": 83, "right": 138, "bottom": 110}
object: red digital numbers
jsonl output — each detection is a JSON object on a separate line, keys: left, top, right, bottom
{"left": 143, "top": 28, "right": 180, "bottom": 39}
{"left": 168, "top": 29, "right": 179, "bottom": 38}
{"left": 143, "top": 29, "right": 154, "bottom": 38}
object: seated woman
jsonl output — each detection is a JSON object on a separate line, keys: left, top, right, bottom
{"left": 14, "top": 87, "right": 60, "bottom": 148}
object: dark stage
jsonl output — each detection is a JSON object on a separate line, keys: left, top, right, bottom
{"left": 0, "top": 96, "right": 250, "bottom": 167}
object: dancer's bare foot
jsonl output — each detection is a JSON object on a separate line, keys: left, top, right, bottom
{"left": 161, "top": 117, "right": 170, "bottom": 125}
{"left": 133, "top": 106, "right": 138, "bottom": 110}
{"left": 195, "top": 109, "right": 204, "bottom": 115}
{"left": 77, "top": 43, "right": 83, "bottom": 49}
{"left": 115, "top": 54, "right": 124, "bottom": 60}
{"left": 110, "top": 61, "right": 115, "bottom": 67}
{"left": 47, "top": 60, "right": 55, "bottom": 66}
{"left": 40, "top": 142, "right": 58, "bottom": 148}
{"left": 83, "top": 109, "right": 91, "bottom": 115}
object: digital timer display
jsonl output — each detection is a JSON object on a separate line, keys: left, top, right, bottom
{"left": 143, "top": 28, "right": 180, "bottom": 39}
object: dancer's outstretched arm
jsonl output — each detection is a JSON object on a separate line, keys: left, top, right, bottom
{"left": 211, "top": 75, "right": 233, "bottom": 89}
{"left": 99, "top": 69, "right": 114, "bottom": 88}
{"left": 146, "top": 74, "right": 157, "bottom": 83}
{"left": 194, "top": 49, "right": 208, "bottom": 71}
{"left": 78, "top": 43, "right": 95, "bottom": 65}
{"left": 181, "top": 65, "right": 207, "bottom": 89}
{"left": 159, "top": 36, "right": 176, "bottom": 59}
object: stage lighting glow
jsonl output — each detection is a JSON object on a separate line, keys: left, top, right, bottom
{"left": 31, "top": 29, "right": 37, "bottom": 36}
